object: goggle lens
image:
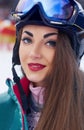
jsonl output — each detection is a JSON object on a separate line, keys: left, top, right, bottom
{"left": 15, "top": 0, "right": 74, "bottom": 20}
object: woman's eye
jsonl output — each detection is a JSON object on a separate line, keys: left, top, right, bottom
{"left": 21, "top": 37, "right": 32, "bottom": 44}
{"left": 46, "top": 41, "right": 56, "bottom": 47}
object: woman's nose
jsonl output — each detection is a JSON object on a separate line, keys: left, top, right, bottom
{"left": 29, "top": 44, "right": 42, "bottom": 59}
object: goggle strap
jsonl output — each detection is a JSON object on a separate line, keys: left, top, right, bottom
{"left": 75, "top": 13, "right": 84, "bottom": 30}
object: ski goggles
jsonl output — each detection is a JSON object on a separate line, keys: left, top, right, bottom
{"left": 12, "top": 0, "right": 84, "bottom": 30}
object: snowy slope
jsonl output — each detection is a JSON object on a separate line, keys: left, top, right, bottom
{"left": 0, "top": 49, "right": 12, "bottom": 93}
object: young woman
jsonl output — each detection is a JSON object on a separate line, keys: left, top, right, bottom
{"left": 0, "top": 0, "right": 84, "bottom": 130}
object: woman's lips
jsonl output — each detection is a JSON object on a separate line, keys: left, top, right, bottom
{"left": 28, "top": 63, "right": 46, "bottom": 71}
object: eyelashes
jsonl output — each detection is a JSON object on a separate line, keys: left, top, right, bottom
{"left": 21, "top": 37, "right": 32, "bottom": 44}
{"left": 21, "top": 37, "right": 57, "bottom": 48}
{"left": 46, "top": 41, "right": 56, "bottom": 47}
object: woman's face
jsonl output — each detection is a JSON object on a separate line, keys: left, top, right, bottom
{"left": 19, "top": 25, "right": 58, "bottom": 86}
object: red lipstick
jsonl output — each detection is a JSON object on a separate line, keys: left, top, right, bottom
{"left": 28, "top": 63, "right": 46, "bottom": 71}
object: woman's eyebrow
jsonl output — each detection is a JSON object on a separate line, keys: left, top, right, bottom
{"left": 23, "top": 31, "right": 58, "bottom": 38}
{"left": 44, "top": 32, "right": 58, "bottom": 38}
{"left": 23, "top": 31, "right": 33, "bottom": 37}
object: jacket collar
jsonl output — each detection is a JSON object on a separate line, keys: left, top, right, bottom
{"left": 13, "top": 77, "right": 30, "bottom": 112}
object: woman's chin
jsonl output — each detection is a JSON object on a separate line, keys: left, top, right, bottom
{"left": 27, "top": 75, "right": 40, "bottom": 83}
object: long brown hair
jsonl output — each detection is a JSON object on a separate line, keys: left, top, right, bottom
{"left": 35, "top": 31, "right": 84, "bottom": 130}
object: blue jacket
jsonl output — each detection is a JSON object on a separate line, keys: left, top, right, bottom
{"left": 0, "top": 77, "right": 30, "bottom": 130}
